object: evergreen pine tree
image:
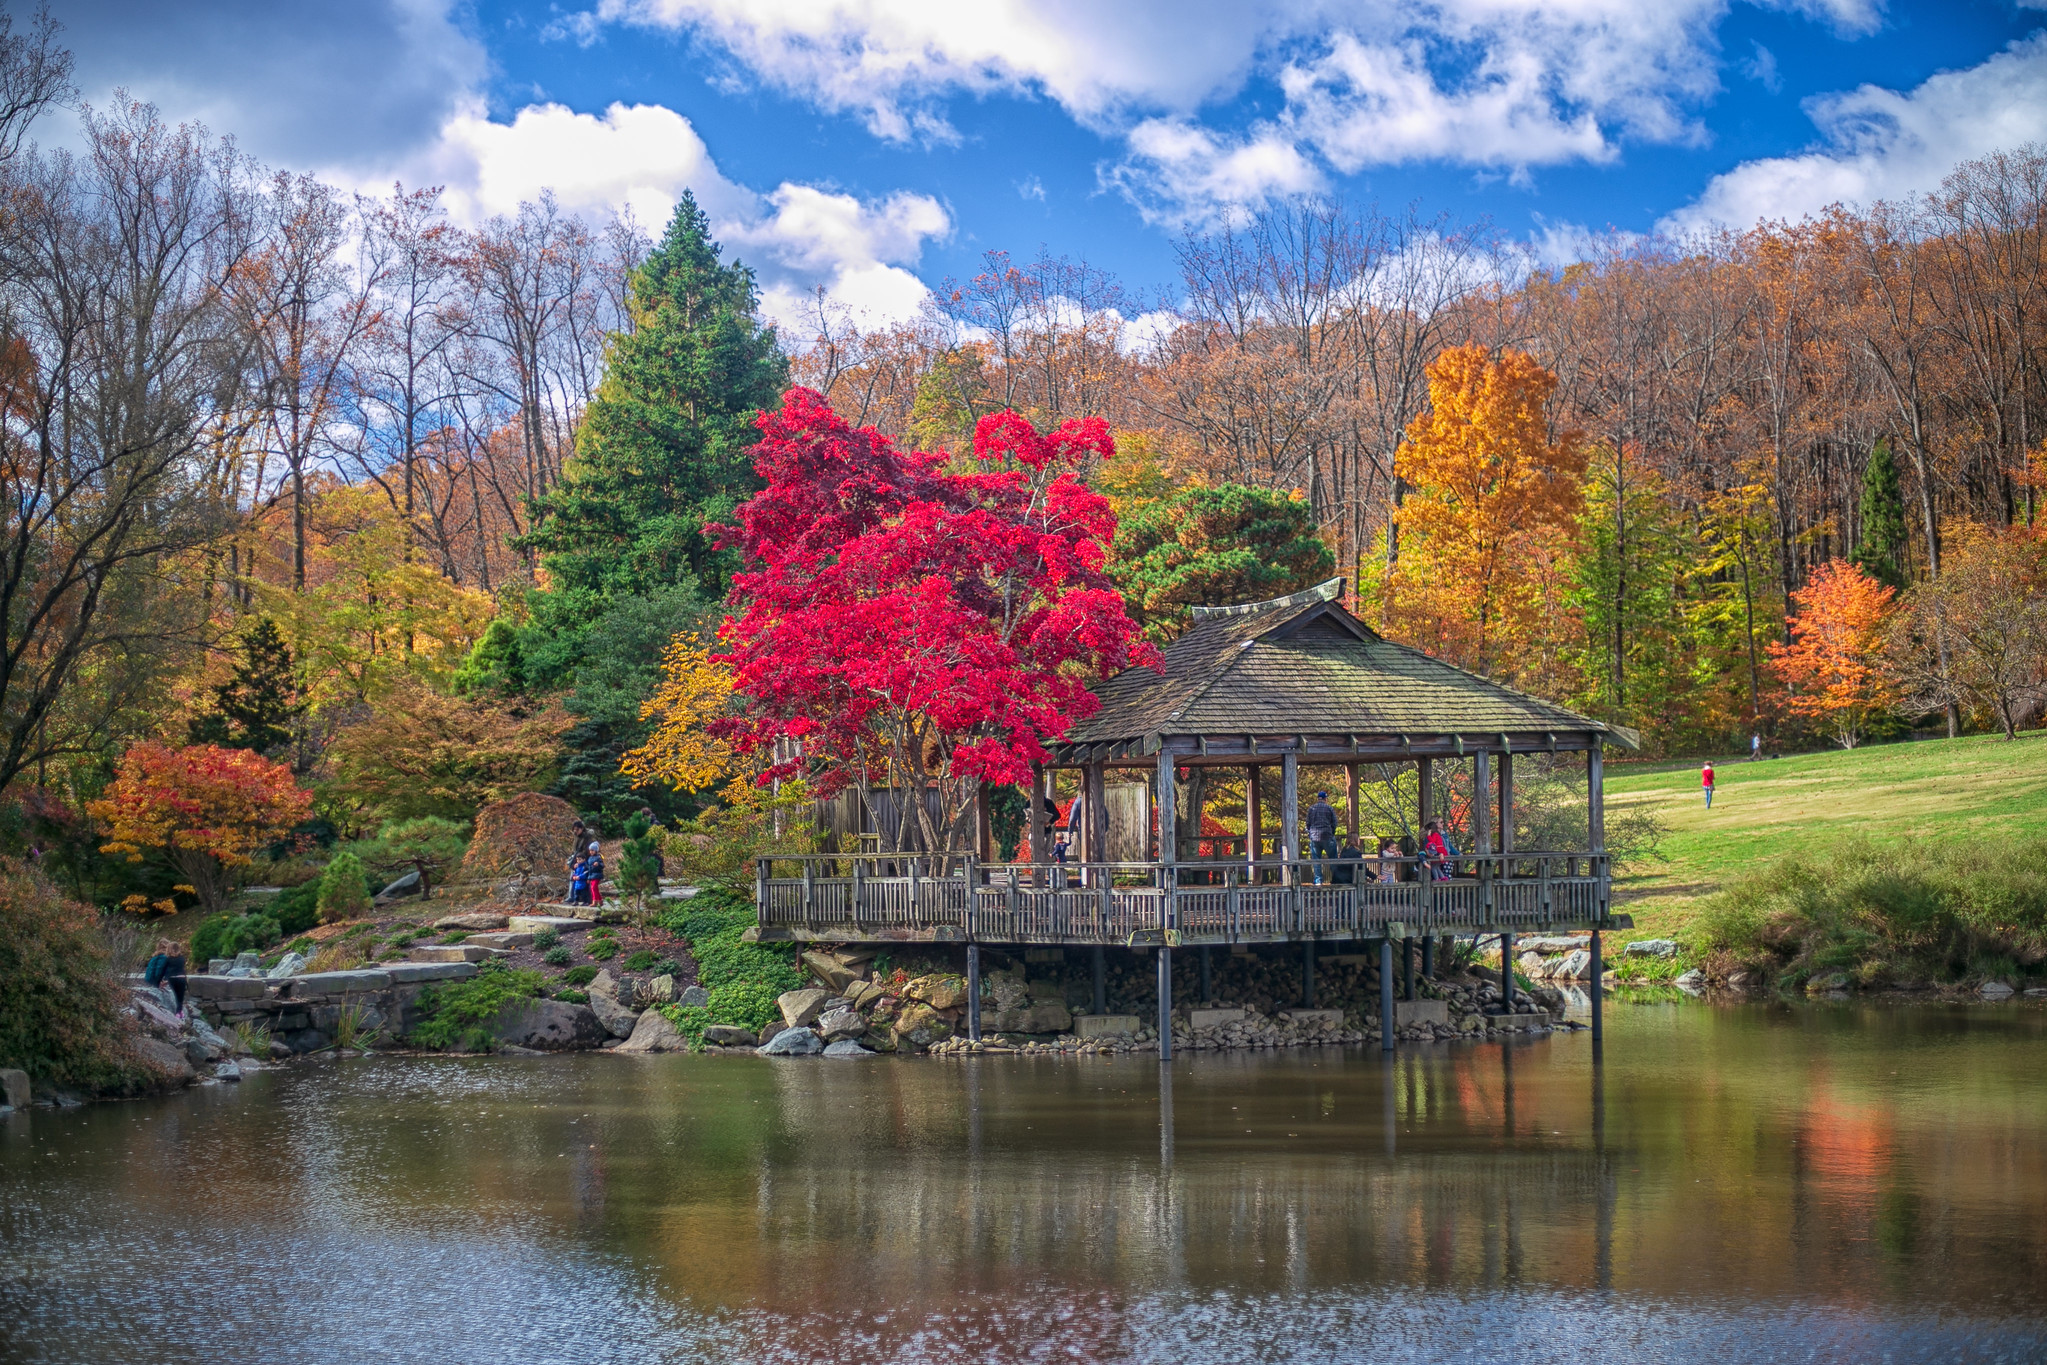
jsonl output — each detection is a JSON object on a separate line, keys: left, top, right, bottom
{"left": 1853, "top": 439, "right": 1909, "bottom": 591}
{"left": 520, "top": 192, "right": 787, "bottom": 617}
{"left": 188, "top": 617, "right": 304, "bottom": 756}
{"left": 617, "top": 809, "right": 663, "bottom": 912}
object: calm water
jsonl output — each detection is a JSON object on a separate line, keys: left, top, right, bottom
{"left": 3, "top": 1001, "right": 2044, "bottom": 1365}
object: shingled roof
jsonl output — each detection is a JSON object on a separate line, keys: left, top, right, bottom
{"left": 1066, "top": 579, "right": 1624, "bottom": 751}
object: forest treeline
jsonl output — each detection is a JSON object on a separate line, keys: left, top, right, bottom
{"left": 0, "top": 6, "right": 2039, "bottom": 915}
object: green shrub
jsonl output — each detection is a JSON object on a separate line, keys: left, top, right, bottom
{"left": 588, "top": 925, "right": 617, "bottom": 940}
{"left": 1694, "top": 835, "right": 2047, "bottom": 986}
{"left": 554, "top": 989, "right": 590, "bottom": 1004}
{"left": 194, "top": 912, "right": 283, "bottom": 963}
{"left": 561, "top": 965, "right": 598, "bottom": 986}
{"left": 438, "top": 931, "right": 470, "bottom": 945}
{"left": 189, "top": 913, "right": 233, "bottom": 965}
{"left": 622, "top": 949, "right": 659, "bottom": 972}
{"left": 0, "top": 861, "right": 143, "bottom": 1089}
{"left": 267, "top": 881, "right": 321, "bottom": 936}
{"left": 316, "top": 851, "right": 376, "bottom": 924}
{"left": 651, "top": 888, "right": 798, "bottom": 1051}
{"left": 407, "top": 963, "right": 545, "bottom": 1051}
{"left": 543, "top": 945, "right": 572, "bottom": 966}
{"left": 650, "top": 957, "right": 681, "bottom": 978}
{"left": 531, "top": 925, "right": 561, "bottom": 951}
{"left": 588, "top": 937, "right": 620, "bottom": 960}
{"left": 705, "top": 979, "right": 780, "bottom": 1032}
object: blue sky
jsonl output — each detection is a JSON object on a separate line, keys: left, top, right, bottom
{"left": 49, "top": 0, "right": 2047, "bottom": 329}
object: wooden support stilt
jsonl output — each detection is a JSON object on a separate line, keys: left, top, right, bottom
{"left": 1501, "top": 931, "right": 1516, "bottom": 1010}
{"left": 1092, "top": 945, "right": 1106, "bottom": 1015}
{"left": 1157, "top": 945, "right": 1174, "bottom": 1060}
{"left": 1590, "top": 928, "right": 1603, "bottom": 1056}
{"left": 1422, "top": 935, "right": 1436, "bottom": 979}
{"left": 1379, "top": 936, "right": 1395, "bottom": 1052}
{"left": 1402, "top": 936, "right": 1415, "bottom": 1001}
{"left": 966, "top": 944, "right": 982, "bottom": 1042}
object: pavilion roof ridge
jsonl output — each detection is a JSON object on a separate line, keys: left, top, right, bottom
{"left": 1188, "top": 577, "right": 1344, "bottom": 621}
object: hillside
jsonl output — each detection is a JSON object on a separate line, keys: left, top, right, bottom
{"left": 1605, "top": 732, "right": 2047, "bottom": 939}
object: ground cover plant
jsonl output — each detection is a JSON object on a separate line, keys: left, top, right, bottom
{"left": 407, "top": 963, "right": 546, "bottom": 1052}
{"left": 658, "top": 889, "right": 803, "bottom": 1045}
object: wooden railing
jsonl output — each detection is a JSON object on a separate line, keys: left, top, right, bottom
{"left": 755, "top": 852, "right": 1610, "bottom": 944}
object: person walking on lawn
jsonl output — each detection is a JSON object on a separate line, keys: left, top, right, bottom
{"left": 1305, "top": 791, "right": 1339, "bottom": 884}
{"left": 1702, "top": 761, "right": 1716, "bottom": 809}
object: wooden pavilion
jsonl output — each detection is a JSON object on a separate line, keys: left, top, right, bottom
{"left": 752, "top": 580, "right": 1636, "bottom": 1052}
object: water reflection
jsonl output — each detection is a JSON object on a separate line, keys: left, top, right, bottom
{"left": 1, "top": 1004, "right": 2044, "bottom": 1363}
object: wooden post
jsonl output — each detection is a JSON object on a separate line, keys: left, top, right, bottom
{"left": 1157, "top": 944, "right": 1174, "bottom": 1060}
{"left": 1345, "top": 763, "right": 1360, "bottom": 843}
{"left": 1379, "top": 935, "right": 1395, "bottom": 1052}
{"left": 1422, "top": 935, "right": 1435, "bottom": 979}
{"left": 1084, "top": 763, "right": 1108, "bottom": 873}
{"left": 1281, "top": 747, "right": 1299, "bottom": 886}
{"left": 1590, "top": 928, "right": 1603, "bottom": 1054}
{"left": 1474, "top": 750, "right": 1492, "bottom": 855}
{"left": 966, "top": 944, "right": 982, "bottom": 1042}
{"left": 1157, "top": 748, "right": 1177, "bottom": 883}
{"left": 756, "top": 857, "right": 769, "bottom": 922}
{"left": 1246, "top": 765, "right": 1264, "bottom": 879}
{"left": 1498, "top": 750, "right": 1514, "bottom": 859}
{"left": 1501, "top": 931, "right": 1516, "bottom": 1010}
{"left": 1589, "top": 742, "right": 1606, "bottom": 916}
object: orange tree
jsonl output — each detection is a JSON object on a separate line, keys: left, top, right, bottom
{"left": 1768, "top": 560, "right": 1898, "bottom": 748}
{"left": 89, "top": 743, "right": 313, "bottom": 913}
{"left": 1376, "top": 345, "right": 1586, "bottom": 684}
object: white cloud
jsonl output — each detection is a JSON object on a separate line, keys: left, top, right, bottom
{"left": 1664, "top": 35, "right": 2047, "bottom": 233}
{"left": 570, "top": 0, "right": 1897, "bottom": 224}
{"left": 357, "top": 99, "right": 951, "bottom": 330}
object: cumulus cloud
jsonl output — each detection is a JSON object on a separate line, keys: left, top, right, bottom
{"left": 1664, "top": 35, "right": 2047, "bottom": 234}
{"left": 1104, "top": 119, "right": 1325, "bottom": 226}
{"left": 357, "top": 100, "right": 952, "bottom": 330}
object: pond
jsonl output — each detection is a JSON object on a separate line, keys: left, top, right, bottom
{"left": 3, "top": 1001, "right": 2043, "bottom": 1364}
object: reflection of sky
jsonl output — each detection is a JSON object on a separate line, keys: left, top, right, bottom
{"left": 3, "top": 1006, "right": 2044, "bottom": 1362}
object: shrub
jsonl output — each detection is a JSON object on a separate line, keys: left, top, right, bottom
{"left": 622, "top": 949, "right": 660, "bottom": 972}
{"left": 531, "top": 925, "right": 561, "bottom": 951}
{"left": 0, "top": 859, "right": 139, "bottom": 1088}
{"left": 222, "top": 914, "right": 281, "bottom": 957}
{"left": 587, "top": 937, "right": 620, "bottom": 960}
{"left": 316, "top": 851, "right": 376, "bottom": 924}
{"left": 650, "top": 957, "right": 681, "bottom": 978}
{"left": 705, "top": 979, "right": 780, "bottom": 1032}
{"left": 543, "top": 945, "right": 572, "bottom": 966}
{"left": 407, "top": 963, "right": 545, "bottom": 1051}
{"left": 554, "top": 989, "right": 590, "bottom": 1005}
{"left": 189, "top": 913, "right": 233, "bottom": 965}
{"left": 561, "top": 965, "right": 598, "bottom": 986}
{"left": 1694, "top": 835, "right": 2047, "bottom": 986}
{"left": 267, "top": 881, "right": 321, "bottom": 936}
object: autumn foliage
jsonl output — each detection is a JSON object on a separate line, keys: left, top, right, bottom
{"left": 1768, "top": 561, "right": 1898, "bottom": 749}
{"left": 90, "top": 743, "right": 313, "bottom": 912}
{"left": 711, "top": 388, "right": 1159, "bottom": 855}
{"left": 623, "top": 632, "right": 736, "bottom": 794}
{"left": 1377, "top": 345, "right": 1586, "bottom": 682}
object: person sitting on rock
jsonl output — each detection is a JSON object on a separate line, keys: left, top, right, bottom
{"left": 143, "top": 937, "right": 188, "bottom": 1011}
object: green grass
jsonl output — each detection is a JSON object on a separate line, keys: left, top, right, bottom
{"left": 1607, "top": 731, "right": 2047, "bottom": 943}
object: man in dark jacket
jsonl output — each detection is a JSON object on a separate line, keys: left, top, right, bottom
{"left": 1306, "top": 791, "right": 1339, "bottom": 884}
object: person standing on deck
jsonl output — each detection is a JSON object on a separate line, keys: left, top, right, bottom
{"left": 1305, "top": 791, "right": 1338, "bottom": 884}
{"left": 1702, "top": 761, "right": 1716, "bottom": 809}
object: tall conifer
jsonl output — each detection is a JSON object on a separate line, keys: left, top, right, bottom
{"left": 522, "top": 193, "right": 787, "bottom": 613}
{"left": 1853, "top": 439, "right": 1909, "bottom": 591}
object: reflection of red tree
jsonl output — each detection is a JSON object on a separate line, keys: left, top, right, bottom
{"left": 1800, "top": 1081, "right": 1894, "bottom": 1210}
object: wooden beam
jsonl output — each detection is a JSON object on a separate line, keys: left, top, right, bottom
{"left": 1157, "top": 748, "right": 1178, "bottom": 869}
{"left": 1474, "top": 749, "right": 1492, "bottom": 855}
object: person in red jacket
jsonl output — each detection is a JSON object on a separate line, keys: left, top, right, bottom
{"left": 1702, "top": 761, "right": 1716, "bottom": 809}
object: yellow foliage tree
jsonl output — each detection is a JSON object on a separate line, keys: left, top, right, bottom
{"left": 621, "top": 632, "right": 736, "bottom": 793}
{"left": 1378, "top": 345, "right": 1586, "bottom": 681}
{"left": 261, "top": 486, "right": 497, "bottom": 710}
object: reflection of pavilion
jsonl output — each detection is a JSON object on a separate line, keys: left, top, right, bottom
{"left": 754, "top": 582, "right": 1633, "bottom": 1050}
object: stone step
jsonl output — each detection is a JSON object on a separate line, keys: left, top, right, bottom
{"left": 507, "top": 914, "right": 594, "bottom": 934}
{"left": 412, "top": 944, "right": 509, "bottom": 964}
{"left": 464, "top": 931, "right": 533, "bottom": 949}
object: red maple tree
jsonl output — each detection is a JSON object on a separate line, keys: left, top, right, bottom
{"left": 1767, "top": 559, "right": 1898, "bottom": 748}
{"left": 715, "top": 388, "right": 1159, "bottom": 857}
{"left": 90, "top": 743, "right": 314, "bottom": 912}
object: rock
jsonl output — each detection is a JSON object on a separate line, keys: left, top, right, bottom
{"left": 823, "top": 1039, "right": 874, "bottom": 1058}
{"left": 1805, "top": 972, "right": 1848, "bottom": 993}
{"left": 1625, "top": 939, "right": 1679, "bottom": 958}
{"left": 208, "top": 958, "right": 233, "bottom": 974}
{"left": 506, "top": 914, "right": 595, "bottom": 934}
{"left": 464, "top": 932, "right": 534, "bottom": 949}
{"left": 291, "top": 970, "right": 395, "bottom": 994}
{"left": 435, "top": 913, "right": 510, "bottom": 931}
{"left": 758, "top": 1022, "right": 786, "bottom": 1046}
{"left": 1187, "top": 1007, "right": 1244, "bottom": 1030}
{"left": 230, "top": 951, "right": 263, "bottom": 977}
{"left": 702, "top": 1025, "right": 758, "bottom": 1047}
{"left": 131, "top": 1036, "right": 194, "bottom": 1086}
{"left": 494, "top": 999, "right": 609, "bottom": 1051}
{"left": 676, "top": 983, "right": 708, "bottom": 1008}
{"left": 0, "top": 1068, "right": 28, "bottom": 1108}
{"left": 847, "top": 979, "right": 887, "bottom": 1010}
{"left": 1726, "top": 970, "right": 1754, "bottom": 990}
{"left": 615, "top": 1009, "right": 689, "bottom": 1053}
{"left": 1674, "top": 969, "right": 1705, "bottom": 993}
{"left": 591, "top": 905, "right": 636, "bottom": 924}
{"left": 760, "top": 1027, "right": 824, "bottom": 1056}
{"left": 2025, "top": 988, "right": 2047, "bottom": 998}
{"left": 265, "top": 951, "right": 308, "bottom": 979}
{"left": 802, "top": 950, "right": 862, "bottom": 994}
{"left": 382, "top": 963, "right": 480, "bottom": 984}
{"left": 904, "top": 975, "right": 967, "bottom": 1011}
{"left": 1980, "top": 980, "right": 2016, "bottom": 1000}
{"left": 1394, "top": 1000, "right": 1448, "bottom": 1027}
{"left": 891, "top": 1002, "right": 950, "bottom": 1047}
{"left": 817, "top": 1006, "right": 865, "bottom": 1041}
{"left": 985, "top": 1002, "right": 1072, "bottom": 1034}
{"left": 639, "top": 975, "right": 672, "bottom": 1003}
{"left": 182, "top": 1036, "right": 222, "bottom": 1066}
{"left": 268, "top": 1039, "right": 293, "bottom": 1060}
{"left": 375, "top": 869, "right": 423, "bottom": 900}
{"left": 589, "top": 990, "right": 642, "bottom": 1039}
{"left": 413, "top": 945, "right": 504, "bottom": 964}
{"left": 1073, "top": 1014, "right": 1141, "bottom": 1039}
{"left": 589, "top": 970, "right": 621, "bottom": 1000}
{"left": 1279, "top": 1008, "right": 1344, "bottom": 1027}
{"left": 1556, "top": 950, "right": 1594, "bottom": 981}
{"left": 130, "top": 992, "right": 186, "bottom": 1037}
{"left": 213, "top": 1058, "right": 243, "bottom": 1081}
{"left": 777, "top": 988, "right": 833, "bottom": 1028}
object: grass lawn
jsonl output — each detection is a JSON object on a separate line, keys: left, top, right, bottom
{"left": 1605, "top": 731, "right": 2047, "bottom": 942}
